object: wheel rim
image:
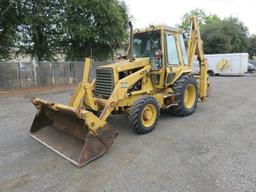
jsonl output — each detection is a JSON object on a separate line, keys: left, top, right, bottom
{"left": 184, "top": 84, "right": 196, "bottom": 109}
{"left": 141, "top": 104, "right": 157, "bottom": 128}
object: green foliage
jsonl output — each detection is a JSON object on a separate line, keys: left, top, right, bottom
{"left": 63, "top": 0, "right": 129, "bottom": 60}
{"left": 204, "top": 14, "right": 221, "bottom": 24}
{"left": 179, "top": 9, "right": 206, "bottom": 32}
{"left": 201, "top": 21, "right": 231, "bottom": 54}
{"left": 222, "top": 17, "right": 249, "bottom": 52}
{"left": 1, "top": 3, "right": 255, "bottom": 61}
{"left": 180, "top": 10, "right": 251, "bottom": 54}
{"left": 0, "top": 0, "right": 129, "bottom": 61}
{"left": 201, "top": 16, "right": 249, "bottom": 54}
{"left": 0, "top": 0, "right": 20, "bottom": 61}
{"left": 248, "top": 35, "right": 256, "bottom": 57}
{"left": 18, "top": 0, "right": 65, "bottom": 62}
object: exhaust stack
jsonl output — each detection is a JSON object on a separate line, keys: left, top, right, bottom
{"left": 128, "top": 21, "right": 134, "bottom": 62}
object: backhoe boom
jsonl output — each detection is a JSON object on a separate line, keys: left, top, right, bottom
{"left": 187, "top": 16, "right": 208, "bottom": 101}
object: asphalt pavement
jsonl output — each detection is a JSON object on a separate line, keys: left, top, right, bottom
{"left": 1, "top": 74, "right": 256, "bottom": 192}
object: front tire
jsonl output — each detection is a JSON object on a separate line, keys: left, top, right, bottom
{"left": 129, "top": 96, "right": 160, "bottom": 134}
{"left": 171, "top": 75, "right": 198, "bottom": 116}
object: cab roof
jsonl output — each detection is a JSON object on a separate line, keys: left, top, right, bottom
{"left": 134, "top": 25, "right": 183, "bottom": 34}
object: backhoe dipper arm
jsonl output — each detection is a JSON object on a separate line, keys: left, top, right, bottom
{"left": 187, "top": 16, "right": 208, "bottom": 101}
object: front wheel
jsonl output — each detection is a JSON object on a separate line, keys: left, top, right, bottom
{"left": 128, "top": 96, "right": 160, "bottom": 134}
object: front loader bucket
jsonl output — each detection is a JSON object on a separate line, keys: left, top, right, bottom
{"left": 30, "top": 98, "right": 118, "bottom": 167}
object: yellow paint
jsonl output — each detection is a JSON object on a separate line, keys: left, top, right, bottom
{"left": 187, "top": 16, "right": 208, "bottom": 100}
{"left": 184, "top": 84, "right": 196, "bottom": 109}
{"left": 69, "top": 58, "right": 91, "bottom": 108}
{"left": 68, "top": 16, "right": 209, "bottom": 123}
{"left": 69, "top": 58, "right": 98, "bottom": 111}
{"left": 32, "top": 16, "right": 209, "bottom": 140}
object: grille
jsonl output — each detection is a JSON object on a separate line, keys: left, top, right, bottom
{"left": 94, "top": 68, "right": 114, "bottom": 98}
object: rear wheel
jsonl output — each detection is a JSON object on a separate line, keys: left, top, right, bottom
{"left": 129, "top": 96, "right": 160, "bottom": 134}
{"left": 207, "top": 70, "right": 214, "bottom": 76}
{"left": 171, "top": 75, "right": 198, "bottom": 116}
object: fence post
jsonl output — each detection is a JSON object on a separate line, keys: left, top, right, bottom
{"left": 93, "top": 59, "right": 96, "bottom": 80}
{"left": 74, "top": 62, "right": 76, "bottom": 83}
{"left": 33, "top": 63, "right": 37, "bottom": 86}
{"left": 18, "top": 62, "right": 23, "bottom": 88}
{"left": 50, "top": 62, "right": 55, "bottom": 85}
{"left": 65, "top": 62, "right": 69, "bottom": 85}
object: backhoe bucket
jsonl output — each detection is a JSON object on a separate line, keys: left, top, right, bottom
{"left": 30, "top": 98, "right": 118, "bottom": 167}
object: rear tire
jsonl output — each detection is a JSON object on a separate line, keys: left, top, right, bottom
{"left": 171, "top": 75, "right": 198, "bottom": 117}
{"left": 129, "top": 96, "right": 160, "bottom": 134}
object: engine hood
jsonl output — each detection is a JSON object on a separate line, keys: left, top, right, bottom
{"left": 98, "top": 58, "right": 150, "bottom": 72}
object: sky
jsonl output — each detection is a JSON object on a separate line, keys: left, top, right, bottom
{"left": 124, "top": 0, "right": 256, "bottom": 34}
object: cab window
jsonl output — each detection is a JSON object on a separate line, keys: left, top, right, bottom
{"left": 166, "top": 34, "right": 179, "bottom": 65}
{"left": 133, "top": 31, "right": 161, "bottom": 58}
{"left": 179, "top": 34, "right": 188, "bottom": 65}
{"left": 133, "top": 31, "right": 162, "bottom": 70}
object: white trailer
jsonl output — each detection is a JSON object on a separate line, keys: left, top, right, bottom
{"left": 193, "top": 53, "right": 249, "bottom": 75}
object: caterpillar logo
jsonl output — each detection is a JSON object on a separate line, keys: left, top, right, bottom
{"left": 216, "top": 59, "right": 231, "bottom": 71}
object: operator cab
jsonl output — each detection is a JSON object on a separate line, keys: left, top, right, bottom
{"left": 133, "top": 30, "right": 162, "bottom": 70}
{"left": 133, "top": 25, "right": 190, "bottom": 88}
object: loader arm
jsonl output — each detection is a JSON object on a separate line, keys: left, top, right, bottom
{"left": 30, "top": 58, "right": 118, "bottom": 167}
{"left": 69, "top": 58, "right": 99, "bottom": 111}
{"left": 187, "top": 16, "right": 208, "bottom": 101}
{"left": 70, "top": 58, "right": 152, "bottom": 122}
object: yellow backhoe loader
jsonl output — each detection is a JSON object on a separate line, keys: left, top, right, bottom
{"left": 30, "top": 16, "right": 208, "bottom": 167}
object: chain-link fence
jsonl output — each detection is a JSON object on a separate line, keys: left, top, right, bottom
{"left": 0, "top": 60, "right": 106, "bottom": 90}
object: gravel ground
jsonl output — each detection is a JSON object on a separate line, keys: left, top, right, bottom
{"left": 0, "top": 74, "right": 256, "bottom": 192}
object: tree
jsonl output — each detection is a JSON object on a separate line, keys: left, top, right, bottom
{"left": 201, "top": 17, "right": 249, "bottom": 54}
{"left": 18, "top": 0, "right": 64, "bottom": 62}
{"left": 0, "top": 0, "right": 20, "bottom": 61}
{"left": 1, "top": 0, "right": 129, "bottom": 62}
{"left": 201, "top": 21, "right": 232, "bottom": 54}
{"left": 248, "top": 35, "right": 256, "bottom": 58}
{"left": 180, "top": 10, "right": 250, "bottom": 54}
{"left": 179, "top": 9, "right": 207, "bottom": 32}
{"left": 204, "top": 14, "right": 221, "bottom": 24}
{"left": 63, "top": 0, "right": 129, "bottom": 60}
{"left": 221, "top": 17, "right": 249, "bottom": 53}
